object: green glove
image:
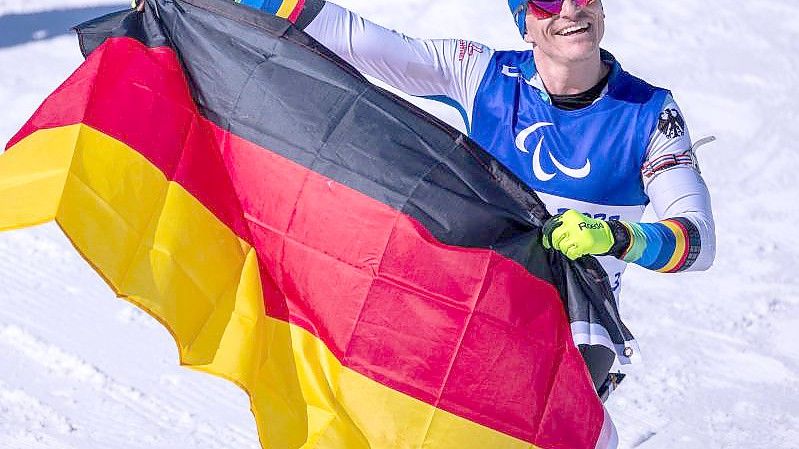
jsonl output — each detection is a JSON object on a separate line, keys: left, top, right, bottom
{"left": 542, "top": 210, "right": 616, "bottom": 260}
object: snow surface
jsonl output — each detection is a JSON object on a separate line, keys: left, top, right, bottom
{"left": 1, "top": 1, "right": 798, "bottom": 448}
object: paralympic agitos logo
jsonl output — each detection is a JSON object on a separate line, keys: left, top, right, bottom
{"left": 515, "top": 122, "right": 592, "bottom": 182}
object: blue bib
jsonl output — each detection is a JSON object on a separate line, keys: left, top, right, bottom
{"left": 470, "top": 50, "right": 669, "bottom": 207}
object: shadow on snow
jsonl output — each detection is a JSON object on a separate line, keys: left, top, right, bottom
{"left": 0, "top": 5, "right": 128, "bottom": 49}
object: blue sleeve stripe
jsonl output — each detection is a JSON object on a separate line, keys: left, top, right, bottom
{"left": 634, "top": 222, "right": 678, "bottom": 270}
{"left": 421, "top": 95, "right": 471, "bottom": 135}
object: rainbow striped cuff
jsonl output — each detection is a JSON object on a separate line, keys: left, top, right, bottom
{"left": 237, "top": 0, "right": 324, "bottom": 27}
{"left": 621, "top": 218, "right": 701, "bottom": 273}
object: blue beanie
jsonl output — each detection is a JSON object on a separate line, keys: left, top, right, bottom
{"left": 508, "top": 0, "right": 528, "bottom": 37}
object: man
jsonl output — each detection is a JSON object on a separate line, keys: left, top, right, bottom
{"left": 139, "top": 0, "right": 716, "bottom": 391}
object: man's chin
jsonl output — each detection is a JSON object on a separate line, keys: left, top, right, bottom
{"left": 556, "top": 42, "right": 600, "bottom": 63}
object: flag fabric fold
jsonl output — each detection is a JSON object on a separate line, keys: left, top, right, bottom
{"left": 0, "top": 0, "right": 629, "bottom": 447}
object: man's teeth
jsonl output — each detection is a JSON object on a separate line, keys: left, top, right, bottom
{"left": 557, "top": 23, "right": 590, "bottom": 36}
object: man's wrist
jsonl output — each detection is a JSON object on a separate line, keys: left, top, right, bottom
{"left": 603, "top": 220, "right": 631, "bottom": 258}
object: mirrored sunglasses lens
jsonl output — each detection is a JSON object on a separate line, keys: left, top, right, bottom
{"left": 529, "top": 0, "right": 563, "bottom": 15}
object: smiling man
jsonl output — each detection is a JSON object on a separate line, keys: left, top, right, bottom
{"left": 217, "top": 0, "right": 716, "bottom": 395}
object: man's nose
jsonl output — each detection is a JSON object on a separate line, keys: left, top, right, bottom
{"left": 559, "top": 0, "right": 585, "bottom": 18}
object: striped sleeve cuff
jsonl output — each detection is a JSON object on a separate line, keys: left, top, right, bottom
{"left": 237, "top": 0, "right": 325, "bottom": 28}
{"left": 621, "top": 218, "right": 701, "bottom": 273}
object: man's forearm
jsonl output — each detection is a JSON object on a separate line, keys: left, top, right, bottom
{"left": 626, "top": 167, "right": 716, "bottom": 272}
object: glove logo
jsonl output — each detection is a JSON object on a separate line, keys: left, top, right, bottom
{"left": 578, "top": 222, "right": 604, "bottom": 231}
{"left": 515, "top": 122, "right": 592, "bottom": 182}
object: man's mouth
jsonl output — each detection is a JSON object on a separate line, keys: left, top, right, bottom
{"left": 555, "top": 22, "right": 592, "bottom": 37}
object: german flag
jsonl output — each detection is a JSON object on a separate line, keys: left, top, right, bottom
{"left": 0, "top": 0, "right": 622, "bottom": 448}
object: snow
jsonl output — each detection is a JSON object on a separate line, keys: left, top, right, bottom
{"left": 1, "top": 1, "right": 797, "bottom": 448}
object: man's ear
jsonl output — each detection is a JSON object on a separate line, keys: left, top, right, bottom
{"left": 523, "top": 33, "right": 536, "bottom": 46}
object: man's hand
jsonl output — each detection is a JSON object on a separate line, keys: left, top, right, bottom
{"left": 133, "top": 0, "right": 144, "bottom": 11}
{"left": 542, "top": 210, "right": 616, "bottom": 260}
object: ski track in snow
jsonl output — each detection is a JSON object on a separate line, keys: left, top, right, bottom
{"left": 0, "top": 323, "right": 256, "bottom": 448}
{"left": 0, "top": 379, "right": 78, "bottom": 444}
{"left": 1, "top": 1, "right": 798, "bottom": 448}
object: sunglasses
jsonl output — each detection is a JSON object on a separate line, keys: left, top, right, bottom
{"left": 527, "top": 0, "right": 596, "bottom": 20}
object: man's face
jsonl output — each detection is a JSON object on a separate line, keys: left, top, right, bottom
{"left": 524, "top": 0, "right": 605, "bottom": 64}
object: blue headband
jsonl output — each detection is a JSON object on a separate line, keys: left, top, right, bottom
{"left": 508, "top": 0, "right": 528, "bottom": 37}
